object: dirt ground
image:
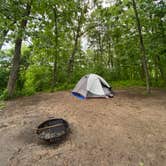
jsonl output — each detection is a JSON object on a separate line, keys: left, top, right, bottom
{"left": 0, "top": 88, "right": 166, "bottom": 166}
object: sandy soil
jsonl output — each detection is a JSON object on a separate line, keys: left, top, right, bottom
{"left": 0, "top": 88, "right": 166, "bottom": 166}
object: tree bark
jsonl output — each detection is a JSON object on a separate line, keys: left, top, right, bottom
{"left": 132, "top": 0, "right": 150, "bottom": 93}
{"left": 67, "top": 2, "right": 88, "bottom": 79}
{"left": 67, "top": 16, "right": 81, "bottom": 77}
{"left": 51, "top": 6, "right": 58, "bottom": 89}
{"left": 7, "top": 3, "right": 31, "bottom": 97}
{"left": 107, "top": 38, "right": 113, "bottom": 69}
{"left": 156, "top": 55, "right": 165, "bottom": 81}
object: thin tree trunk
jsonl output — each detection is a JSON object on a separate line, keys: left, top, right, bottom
{"left": 51, "top": 6, "right": 58, "bottom": 89}
{"left": 156, "top": 55, "right": 165, "bottom": 80}
{"left": 67, "top": 3, "right": 87, "bottom": 79}
{"left": 7, "top": 3, "right": 31, "bottom": 97}
{"left": 150, "top": 12, "right": 165, "bottom": 82}
{"left": 68, "top": 36, "right": 79, "bottom": 75}
{"left": 98, "top": 32, "right": 103, "bottom": 60}
{"left": 107, "top": 39, "right": 113, "bottom": 69}
{"left": 52, "top": 53, "right": 58, "bottom": 88}
{"left": 67, "top": 18, "right": 81, "bottom": 77}
{"left": 153, "top": 56, "right": 158, "bottom": 83}
{"left": 132, "top": 0, "right": 150, "bottom": 93}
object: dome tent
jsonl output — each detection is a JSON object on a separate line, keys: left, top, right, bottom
{"left": 72, "top": 74, "right": 113, "bottom": 99}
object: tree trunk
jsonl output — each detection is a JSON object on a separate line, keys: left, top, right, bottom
{"left": 150, "top": 12, "right": 165, "bottom": 82}
{"left": 67, "top": 2, "right": 88, "bottom": 79}
{"left": 51, "top": 6, "right": 58, "bottom": 89}
{"left": 153, "top": 56, "right": 158, "bottom": 83}
{"left": 156, "top": 55, "right": 165, "bottom": 81}
{"left": 132, "top": 0, "right": 150, "bottom": 93}
{"left": 7, "top": 3, "right": 31, "bottom": 97}
{"left": 98, "top": 31, "right": 103, "bottom": 61}
{"left": 67, "top": 17, "right": 81, "bottom": 77}
{"left": 67, "top": 34, "right": 79, "bottom": 75}
{"left": 107, "top": 39, "right": 113, "bottom": 69}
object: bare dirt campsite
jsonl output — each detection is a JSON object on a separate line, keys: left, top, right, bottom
{"left": 0, "top": 88, "right": 166, "bottom": 166}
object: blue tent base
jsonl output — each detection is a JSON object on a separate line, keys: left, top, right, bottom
{"left": 72, "top": 92, "right": 85, "bottom": 100}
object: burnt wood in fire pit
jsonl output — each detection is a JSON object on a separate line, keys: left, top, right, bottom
{"left": 36, "top": 118, "right": 69, "bottom": 143}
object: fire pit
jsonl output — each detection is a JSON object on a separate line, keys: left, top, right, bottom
{"left": 36, "top": 118, "right": 69, "bottom": 143}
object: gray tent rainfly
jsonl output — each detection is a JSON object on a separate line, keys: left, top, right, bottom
{"left": 72, "top": 74, "right": 114, "bottom": 99}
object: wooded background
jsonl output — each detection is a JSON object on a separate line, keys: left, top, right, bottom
{"left": 0, "top": 0, "right": 165, "bottom": 99}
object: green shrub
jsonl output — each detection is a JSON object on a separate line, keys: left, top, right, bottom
{"left": 0, "top": 68, "right": 9, "bottom": 94}
{"left": 54, "top": 83, "right": 75, "bottom": 91}
{"left": 23, "top": 65, "right": 52, "bottom": 94}
{"left": 0, "top": 100, "right": 6, "bottom": 109}
{"left": 0, "top": 89, "right": 9, "bottom": 100}
{"left": 111, "top": 80, "right": 145, "bottom": 89}
{"left": 151, "top": 79, "right": 166, "bottom": 88}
